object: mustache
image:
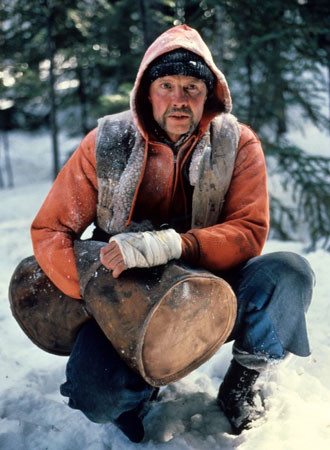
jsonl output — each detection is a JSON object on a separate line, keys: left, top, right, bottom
{"left": 165, "top": 107, "right": 193, "bottom": 117}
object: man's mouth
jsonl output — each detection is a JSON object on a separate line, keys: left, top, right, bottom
{"left": 168, "top": 114, "right": 190, "bottom": 120}
{"left": 166, "top": 108, "right": 192, "bottom": 121}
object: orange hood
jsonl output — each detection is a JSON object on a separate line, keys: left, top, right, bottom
{"left": 130, "top": 24, "right": 232, "bottom": 138}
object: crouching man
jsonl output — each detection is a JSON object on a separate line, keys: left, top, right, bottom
{"left": 11, "top": 25, "right": 314, "bottom": 442}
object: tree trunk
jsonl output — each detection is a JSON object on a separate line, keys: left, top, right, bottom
{"left": 175, "top": 0, "right": 185, "bottom": 24}
{"left": 246, "top": 53, "right": 255, "bottom": 128}
{"left": 214, "top": 5, "right": 225, "bottom": 71}
{"left": 139, "top": 0, "right": 151, "bottom": 50}
{"left": 276, "top": 85, "right": 287, "bottom": 139}
{"left": 328, "top": 55, "right": 330, "bottom": 135}
{"left": 45, "top": 0, "right": 60, "bottom": 179}
{"left": 77, "top": 66, "right": 89, "bottom": 136}
{"left": 0, "top": 107, "right": 14, "bottom": 188}
{"left": 3, "top": 131, "right": 14, "bottom": 188}
{"left": 0, "top": 152, "right": 4, "bottom": 188}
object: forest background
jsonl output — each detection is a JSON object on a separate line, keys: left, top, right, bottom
{"left": 0, "top": 0, "right": 329, "bottom": 251}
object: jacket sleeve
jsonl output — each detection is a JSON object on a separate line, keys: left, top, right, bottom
{"left": 182, "top": 124, "right": 269, "bottom": 271}
{"left": 31, "top": 129, "right": 98, "bottom": 299}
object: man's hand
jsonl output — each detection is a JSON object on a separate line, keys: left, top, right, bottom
{"left": 100, "top": 241, "right": 127, "bottom": 278}
{"left": 100, "top": 229, "right": 182, "bottom": 278}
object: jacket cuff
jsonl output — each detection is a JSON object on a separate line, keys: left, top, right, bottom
{"left": 180, "top": 232, "right": 200, "bottom": 265}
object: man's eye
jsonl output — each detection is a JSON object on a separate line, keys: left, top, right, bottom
{"left": 161, "top": 83, "right": 171, "bottom": 89}
{"left": 187, "top": 84, "right": 197, "bottom": 90}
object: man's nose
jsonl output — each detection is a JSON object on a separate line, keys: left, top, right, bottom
{"left": 171, "top": 87, "right": 188, "bottom": 106}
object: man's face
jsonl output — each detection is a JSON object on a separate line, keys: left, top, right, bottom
{"left": 148, "top": 75, "right": 207, "bottom": 142}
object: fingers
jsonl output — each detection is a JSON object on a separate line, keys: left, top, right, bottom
{"left": 100, "top": 240, "right": 120, "bottom": 260}
{"left": 112, "top": 260, "right": 127, "bottom": 278}
{"left": 100, "top": 241, "right": 127, "bottom": 277}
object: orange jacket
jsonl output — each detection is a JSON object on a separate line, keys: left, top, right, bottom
{"left": 31, "top": 25, "right": 269, "bottom": 299}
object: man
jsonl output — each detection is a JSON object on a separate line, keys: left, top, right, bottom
{"left": 30, "top": 25, "right": 314, "bottom": 442}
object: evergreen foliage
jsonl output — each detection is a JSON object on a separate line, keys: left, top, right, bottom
{"left": 267, "top": 141, "right": 330, "bottom": 249}
{"left": 0, "top": 0, "right": 329, "bottom": 250}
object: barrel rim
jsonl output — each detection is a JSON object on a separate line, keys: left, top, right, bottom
{"left": 136, "top": 275, "right": 237, "bottom": 386}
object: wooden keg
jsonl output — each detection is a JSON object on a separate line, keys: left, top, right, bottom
{"left": 9, "top": 240, "right": 237, "bottom": 386}
{"left": 9, "top": 255, "right": 90, "bottom": 355}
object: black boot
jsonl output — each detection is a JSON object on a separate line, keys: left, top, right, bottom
{"left": 114, "top": 409, "right": 145, "bottom": 443}
{"left": 217, "top": 359, "right": 263, "bottom": 434}
{"left": 114, "top": 387, "right": 160, "bottom": 443}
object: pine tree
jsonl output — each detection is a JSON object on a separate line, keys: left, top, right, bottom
{"left": 194, "top": 0, "right": 330, "bottom": 250}
{"left": 1, "top": 0, "right": 329, "bottom": 250}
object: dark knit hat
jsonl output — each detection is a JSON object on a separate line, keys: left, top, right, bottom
{"left": 145, "top": 49, "right": 214, "bottom": 93}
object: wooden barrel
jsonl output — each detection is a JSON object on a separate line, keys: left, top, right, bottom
{"left": 9, "top": 240, "right": 237, "bottom": 386}
{"left": 8, "top": 256, "right": 90, "bottom": 355}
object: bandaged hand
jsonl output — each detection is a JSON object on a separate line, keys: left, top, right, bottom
{"left": 100, "top": 229, "right": 182, "bottom": 278}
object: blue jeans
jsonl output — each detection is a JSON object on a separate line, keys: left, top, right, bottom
{"left": 60, "top": 319, "right": 154, "bottom": 424}
{"left": 60, "top": 251, "right": 314, "bottom": 423}
{"left": 225, "top": 251, "right": 314, "bottom": 361}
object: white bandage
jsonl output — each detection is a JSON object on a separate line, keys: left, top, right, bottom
{"left": 109, "top": 229, "right": 182, "bottom": 269}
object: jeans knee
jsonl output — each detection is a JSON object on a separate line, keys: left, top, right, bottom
{"left": 270, "top": 251, "right": 315, "bottom": 311}
{"left": 283, "top": 251, "right": 314, "bottom": 284}
{"left": 61, "top": 379, "right": 128, "bottom": 424}
{"left": 243, "top": 251, "right": 315, "bottom": 311}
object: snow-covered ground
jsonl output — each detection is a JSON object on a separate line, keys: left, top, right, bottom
{"left": 0, "top": 130, "right": 330, "bottom": 449}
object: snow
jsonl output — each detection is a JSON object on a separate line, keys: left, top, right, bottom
{"left": 1, "top": 130, "right": 330, "bottom": 449}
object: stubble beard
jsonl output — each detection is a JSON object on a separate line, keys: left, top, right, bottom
{"left": 161, "top": 106, "right": 196, "bottom": 137}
